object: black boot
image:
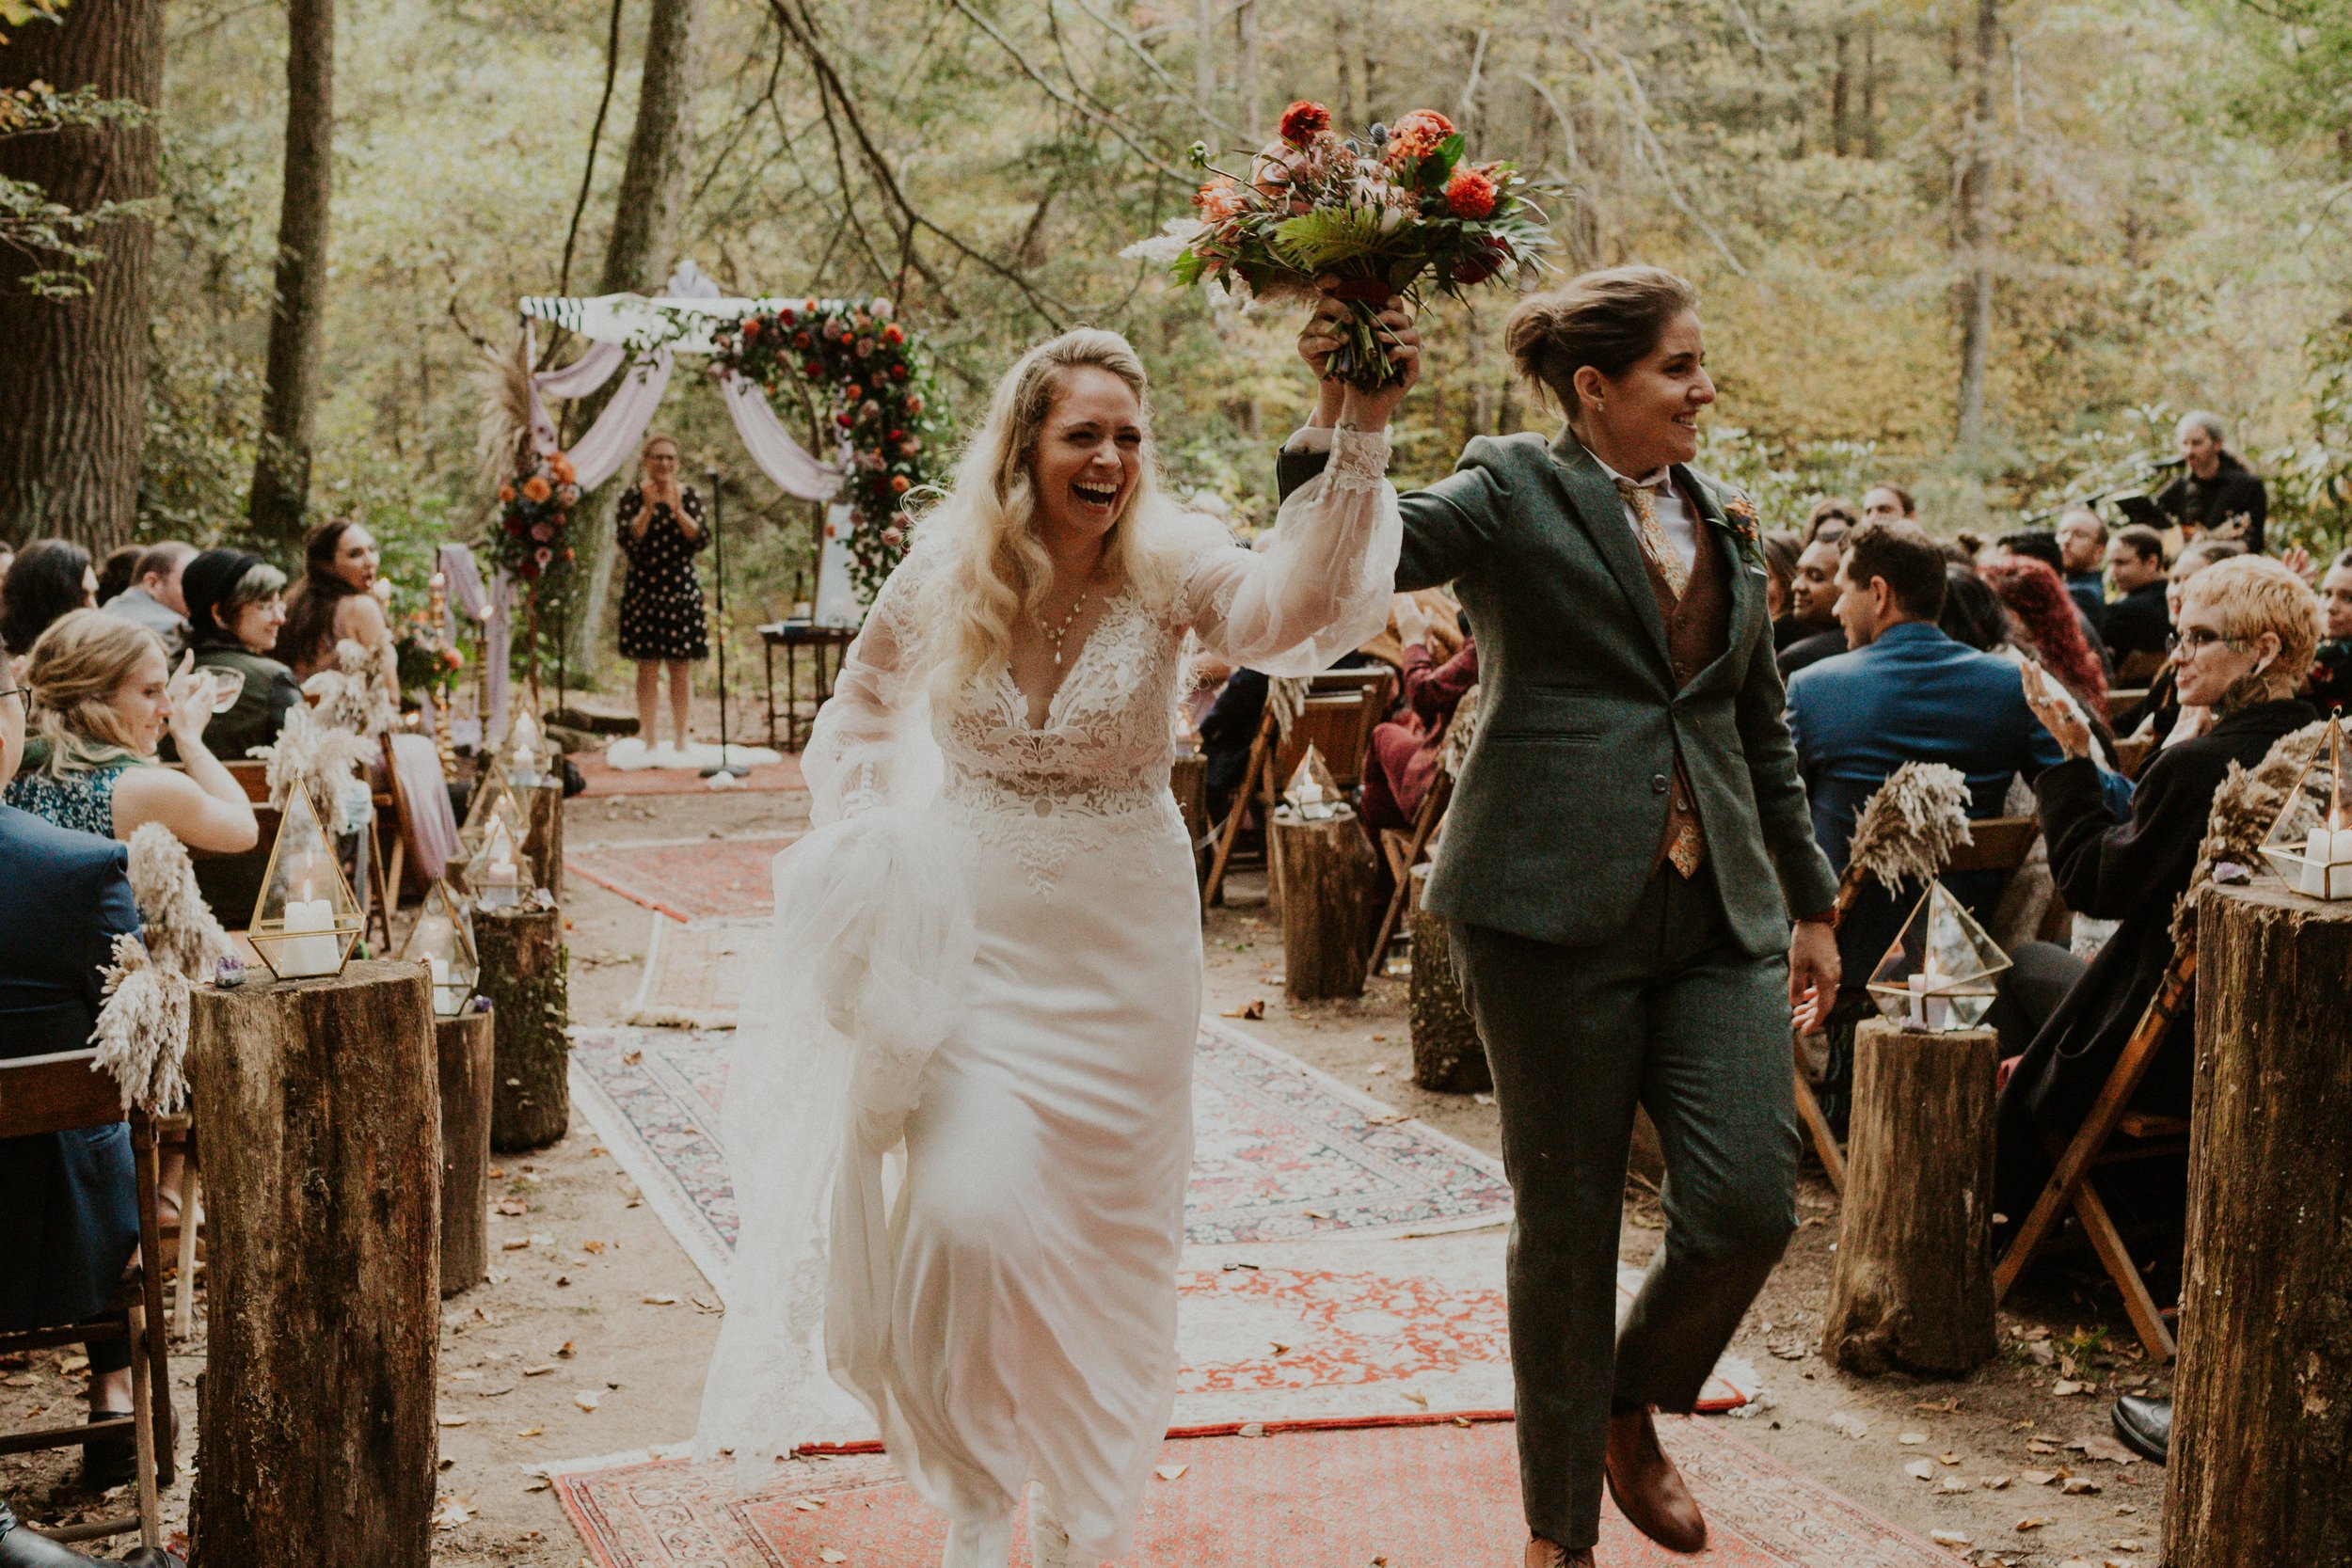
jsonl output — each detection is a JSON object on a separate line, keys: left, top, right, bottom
{"left": 2111, "top": 1394, "right": 2171, "bottom": 1465}
{"left": 0, "top": 1497, "right": 105, "bottom": 1568}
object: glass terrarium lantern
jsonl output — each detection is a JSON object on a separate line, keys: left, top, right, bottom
{"left": 460, "top": 771, "right": 529, "bottom": 859}
{"left": 399, "top": 878, "right": 480, "bottom": 1016}
{"left": 246, "top": 783, "right": 364, "bottom": 981}
{"left": 1281, "top": 745, "right": 1345, "bottom": 822}
{"left": 1866, "top": 880, "right": 2012, "bottom": 1031}
{"left": 465, "top": 815, "right": 532, "bottom": 911}
{"left": 504, "top": 707, "right": 556, "bottom": 790}
{"left": 2258, "top": 717, "right": 2351, "bottom": 901}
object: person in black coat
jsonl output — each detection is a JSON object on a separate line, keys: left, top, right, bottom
{"left": 1995, "top": 556, "right": 2323, "bottom": 1247}
{"left": 2156, "top": 411, "right": 2267, "bottom": 554}
{"left": 2099, "top": 524, "right": 2172, "bottom": 683}
{"left": 0, "top": 630, "right": 145, "bottom": 1489}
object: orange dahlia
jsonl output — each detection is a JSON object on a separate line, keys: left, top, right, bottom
{"left": 1388, "top": 109, "right": 1454, "bottom": 161}
{"left": 1444, "top": 167, "right": 1498, "bottom": 219}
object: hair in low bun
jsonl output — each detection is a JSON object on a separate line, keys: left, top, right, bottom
{"left": 1504, "top": 264, "right": 1699, "bottom": 417}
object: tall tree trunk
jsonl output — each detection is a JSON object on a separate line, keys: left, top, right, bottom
{"left": 1952, "top": 0, "right": 1998, "bottom": 451}
{"left": 569, "top": 0, "right": 705, "bottom": 670}
{"left": 0, "top": 0, "right": 163, "bottom": 549}
{"left": 246, "top": 0, "right": 337, "bottom": 550}
{"left": 1832, "top": 27, "right": 1851, "bottom": 157}
{"left": 1234, "top": 1, "right": 1259, "bottom": 144}
{"left": 1862, "top": 22, "right": 1881, "bottom": 159}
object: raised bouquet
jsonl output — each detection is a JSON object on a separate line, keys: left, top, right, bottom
{"left": 707, "top": 297, "right": 945, "bottom": 601}
{"left": 493, "top": 449, "right": 580, "bottom": 583}
{"left": 1128, "top": 102, "right": 1550, "bottom": 387}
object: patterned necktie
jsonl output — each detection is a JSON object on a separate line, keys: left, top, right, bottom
{"left": 1614, "top": 477, "right": 1689, "bottom": 599}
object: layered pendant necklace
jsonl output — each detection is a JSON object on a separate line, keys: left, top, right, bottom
{"left": 1038, "top": 587, "right": 1090, "bottom": 666}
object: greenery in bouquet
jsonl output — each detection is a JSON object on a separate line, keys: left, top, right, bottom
{"left": 707, "top": 297, "right": 946, "bottom": 600}
{"left": 493, "top": 449, "right": 579, "bottom": 584}
{"left": 1129, "top": 102, "right": 1551, "bottom": 388}
{"left": 392, "top": 605, "right": 465, "bottom": 703}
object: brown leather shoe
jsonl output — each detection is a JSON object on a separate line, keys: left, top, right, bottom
{"left": 1604, "top": 1407, "right": 1708, "bottom": 1553}
{"left": 1523, "top": 1540, "right": 1595, "bottom": 1568}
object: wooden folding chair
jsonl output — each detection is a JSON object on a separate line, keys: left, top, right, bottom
{"left": 1992, "top": 942, "right": 2192, "bottom": 1362}
{"left": 0, "top": 1051, "right": 176, "bottom": 1554}
{"left": 1795, "top": 815, "right": 2042, "bottom": 1193}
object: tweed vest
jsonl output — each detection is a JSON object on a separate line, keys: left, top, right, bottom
{"left": 1634, "top": 486, "right": 1733, "bottom": 876}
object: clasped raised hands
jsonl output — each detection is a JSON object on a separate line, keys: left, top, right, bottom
{"left": 1296, "top": 277, "right": 1422, "bottom": 431}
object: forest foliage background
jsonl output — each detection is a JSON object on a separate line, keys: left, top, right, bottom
{"left": 41, "top": 0, "right": 2352, "bottom": 672}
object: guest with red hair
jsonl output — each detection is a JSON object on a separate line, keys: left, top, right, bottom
{"left": 1981, "top": 557, "right": 2107, "bottom": 712}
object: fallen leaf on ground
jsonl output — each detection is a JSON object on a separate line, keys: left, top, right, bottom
{"left": 1236, "top": 1422, "right": 1265, "bottom": 1438}
{"left": 1980, "top": 1476, "right": 2011, "bottom": 1488}
{"left": 1220, "top": 1000, "right": 1265, "bottom": 1020}
{"left": 1935, "top": 1479, "right": 1971, "bottom": 1494}
{"left": 1938, "top": 1451, "right": 1961, "bottom": 1465}
{"left": 1829, "top": 1411, "right": 1870, "bottom": 1439}
{"left": 1930, "top": 1530, "right": 1971, "bottom": 1547}
{"left": 2016, "top": 1516, "right": 2052, "bottom": 1531}
{"left": 621, "top": 1050, "right": 644, "bottom": 1066}
{"left": 523, "top": 1364, "right": 556, "bottom": 1377}
{"left": 524, "top": 1479, "right": 549, "bottom": 1493}
{"left": 431, "top": 1498, "right": 474, "bottom": 1528}
{"left": 1904, "top": 1459, "right": 1934, "bottom": 1481}
{"left": 2071, "top": 1434, "right": 2139, "bottom": 1464}
{"left": 792, "top": 1499, "right": 824, "bottom": 1513}
{"left": 495, "top": 1199, "right": 528, "bottom": 1216}
{"left": 582, "top": 1240, "right": 607, "bottom": 1255}
{"left": 555, "top": 1341, "right": 576, "bottom": 1357}
{"left": 2027, "top": 1438, "right": 2059, "bottom": 1453}
{"left": 2053, "top": 1379, "right": 2090, "bottom": 1396}
{"left": 437, "top": 1415, "right": 470, "bottom": 1428}
{"left": 818, "top": 1551, "right": 847, "bottom": 1563}
{"left": 2021, "top": 1469, "right": 2058, "bottom": 1486}
{"left": 1154, "top": 1464, "right": 1189, "bottom": 1481}
{"left": 643, "top": 1293, "right": 679, "bottom": 1306}
{"left": 1399, "top": 1389, "right": 1427, "bottom": 1408}
{"left": 501, "top": 1238, "right": 532, "bottom": 1252}
{"left": 1899, "top": 1432, "right": 1929, "bottom": 1445}
{"left": 2063, "top": 1477, "right": 2103, "bottom": 1495}
{"left": 573, "top": 1392, "right": 600, "bottom": 1412}
{"left": 515, "top": 1426, "right": 543, "bottom": 1438}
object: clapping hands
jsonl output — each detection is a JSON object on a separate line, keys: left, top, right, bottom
{"left": 2020, "top": 660, "right": 2093, "bottom": 761}
{"left": 165, "top": 650, "right": 215, "bottom": 747}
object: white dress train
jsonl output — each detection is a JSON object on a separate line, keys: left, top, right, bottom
{"left": 696, "top": 426, "right": 1402, "bottom": 1566}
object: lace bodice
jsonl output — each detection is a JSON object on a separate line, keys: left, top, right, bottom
{"left": 802, "top": 425, "right": 1402, "bottom": 892}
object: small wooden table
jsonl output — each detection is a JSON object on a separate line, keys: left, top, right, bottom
{"left": 759, "top": 622, "right": 857, "bottom": 751}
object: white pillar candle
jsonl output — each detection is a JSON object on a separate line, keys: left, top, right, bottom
{"left": 1907, "top": 972, "right": 1929, "bottom": 1029}
{"left": 278, "top": 896, "right": 341, "bottom": 978}
{"left": 480, "top": 851, "right": 520, "bottom": 909}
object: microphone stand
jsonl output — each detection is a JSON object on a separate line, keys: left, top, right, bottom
{"left": 700, "top": 466, "right": 748, "bottom": 778}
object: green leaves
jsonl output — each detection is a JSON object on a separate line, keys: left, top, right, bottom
{"left": 1270, "top": 206, "right": 1393, "bottom": 271}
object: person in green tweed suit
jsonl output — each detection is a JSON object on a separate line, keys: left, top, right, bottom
{"left": 1284, "top": 267, "right": 1842, "bottom": 1568}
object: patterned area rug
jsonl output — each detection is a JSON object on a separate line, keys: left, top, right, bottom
{"left": 573, "top": 750, "right": 807, "bottom": 798}
{"left": 554, "top": 1418, "right": 1958, "bottom": 1568}
{"left": 626, "top": 916, "right": 762, "bottom": 1027}
{"left": 570, "top": 1020, "right": 1516, "bottom": 1284}
{"left": 564, "top": 834, "right": 802, "bottom": 921}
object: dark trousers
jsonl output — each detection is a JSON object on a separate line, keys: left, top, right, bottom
{"left": 1449, "top": 867, "right": 1798, "bottom": 1549}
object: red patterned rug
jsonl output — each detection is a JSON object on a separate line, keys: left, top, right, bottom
{"left": 573, "top": 750, "right": 807, "bottom": 797}
{"left": 565, "top": 834, "right": 802, "bottom": 921}
{"left": 554, "top": 1418, "right": 1963, "bottom": 1567}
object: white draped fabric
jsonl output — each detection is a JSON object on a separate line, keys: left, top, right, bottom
{"left": 516, "top": 261, "right": 843, "bottom": 503}
{"left": 435, "top": 544, "right": 514, "bottom": 742}
{"left": 695, "top": 427, "right": 1402, "bottom": 1568}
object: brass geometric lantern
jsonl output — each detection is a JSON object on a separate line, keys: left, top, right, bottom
{"left": 464, "top": 814, "right": 532, "bottom": 911}
{"left": 1281, "top": 744, "right": 1345, "bottom": 822}
{"left": 2259, "top": 716, "right": 2350, "bottom": 901}
{"left": 1865, "top": 879, "right": 2012, "bottom": 1031}
{"left": 399, "top": 878, "right": 480, "bottom": 1016}
{"left": 461, "top": 770, "right": 529, "bottom": 858}
{"left": 246, "top": 782, "right": 364, "bottom": 980}
{"left": 505, "top": 706, "right": 556, "bottom": 789}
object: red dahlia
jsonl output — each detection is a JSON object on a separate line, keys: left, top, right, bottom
{"left": 1278, "top": 100, "right": 1330, "bottom": 148}
{"left": 1444, "top": 167, "right": 1498, "bottom": 219}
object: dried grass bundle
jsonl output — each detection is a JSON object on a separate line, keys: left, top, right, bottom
{"left": 475, "top": 327, "right": 536, "bottom": 499}
{"left": 1438, "top": 684, "right": 1481, "bottom": 782}
{"left": 126, "top": 822, "right": 233, "bottom": 981}
{"left": 1846, "top": 762, "right": 1975, "bottom": 894}
{"left": 2172, "top": 720, "right": 2331, "bottom": 951}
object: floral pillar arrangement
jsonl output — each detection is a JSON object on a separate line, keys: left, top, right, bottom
{"left": 1127, "top": 102, "right": 1553, "bottom": 387}
{"left": 491, "top": 448, "right": 580, "bottom": 706}
{"left": 707, "top": 298, "right": 945, "bottom": 600}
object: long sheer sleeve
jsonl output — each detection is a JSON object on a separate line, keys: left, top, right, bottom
{"left": 1182, "top": 424, "right": 1403, "bottom": 677}
{"left": 801, "top": 551, "right": 943, "bottom": 823}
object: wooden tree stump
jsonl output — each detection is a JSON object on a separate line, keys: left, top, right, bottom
{"left": 1820, "top": 1019, "right": 1998, "bottom": 1376}
{"left": 1271, "top": 810, "right": 1375, "bottom": 1002}
{"left": 436, "top": 1007, "right": 496, "bottom": 1297}
{"left": 187, "top": 961, "right": 439, "bottom": 1568}
{"left": 520, "top": 780, "right": 564, "bottom": 902}
{"left": 478, "top": 906, "right": 569, "bottom": 1152}
{"left": 2166, "top": 883, "right": 2352, "bottom": 1567}
{"left": 1407, "top": 909, "right": 1490, "bottom": 1093}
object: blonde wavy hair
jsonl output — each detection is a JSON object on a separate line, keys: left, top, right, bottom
{"left": 25, "top": 609, "right": 168, "bottom": 774}
{"left": 912, "top": 327, "right": 1214, "bottom": 703}
{"left": 2181, "top": 554, "right": 2322, "bottom": 701}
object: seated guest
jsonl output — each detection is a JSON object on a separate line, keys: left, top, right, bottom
{"left": 1995, "top": 556, "right": 2319, "bottom": 1277}
{"left": 0, "top": 540, "right": 98, "bottom": 680}
{"left": 2055, "top": 506, "right": 2109, "bottom": 632}
{"left": 2118, "top": 540, "right": 2251, "bottom": 750}
{"left": 1198, "top": 665, "right": 1268, "bottom": 826}
{"left": 0, "top": 628, "right": 147, "bottom": 1490}
{"left": 1760, "top": 531, "right": 1803, "bottom": 648}
{"left": 1359, "top": 594, "right": 1477, "bottom": 839}
{"left": 178, "top": 549, "right": 300, "bottom": 761}
{"left": 6, "top": 611, "right": 258, "bottom": 856}
{"left": 275, "top": 517, "right": 396, "bottom": 703}
{"left": 1937, "top": 562, "right": 2010, "bottom": 654}
{"left": 2100, "top": 525, "right": 2170, "bottom": 681}
{"left": 1776, "top": 535, "right": 1848, "bottom": 676}
{"left": 1355, "top": 585, "right": 1465, "bottom": 673}
{"left": 1785, "top": 522, "right": 2128, "bottom": 983}
{"left": 1803, "top": 496, "right": 1858, "bottom": 547}
{"left": 2307, "top": 548, "right": 2352, "bottom": 717}
{"left": 1994, "top": 529, "right": 2110, "bottom": 677}
{"left": 90, "top": 546, "right": 142, "bottom": 610}
{"left": 1982, "top": 557, "right": 2107, "bottom": 714}
{"left": 99, "top": 541, "right": 195, "bottom": 659}
{"left": 1859, "top": 481, "right": 1918, "bottom": 527}
{"left": 2156, "top": 410, "right": 2266, "bottom": 553}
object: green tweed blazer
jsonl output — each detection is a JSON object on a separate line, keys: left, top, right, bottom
{"left": 1278, "top": 427, "right": 1838, "bottom": 956}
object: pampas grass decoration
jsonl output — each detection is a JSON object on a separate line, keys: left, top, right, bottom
{"left": 1438, "top": 684, "right": 1482, "bottom": 782}
{"left": 301, "top": 638, "right": 398, "bottom": 739}
{"left": 91, "top": 935, "right": 192, "bottom": 1117}
{"left": 259, "top": 705, "right": 374, "bottom": 815}
{"left": 475, "top": 326, "right": 537, "bottom": 500}
{"left": 1845, "top": 761, "right": 1975, "bottom": 895}
{"left": 2172, "top": 720, "right": 2331, "bottom": 951}
{"left": 126, "top": 822, "right": 234, "bottom": 981}
{"left": 1265, "top": 674, "right": 1310, "bottom": 739}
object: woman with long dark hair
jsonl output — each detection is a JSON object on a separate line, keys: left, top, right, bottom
{"left": 0, "top": 540, "right": 98, "bottom": 664}
{"left": 275, "top": 518, "right": 395, "bottom": 702}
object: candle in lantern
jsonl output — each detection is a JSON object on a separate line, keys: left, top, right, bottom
{"left": 480, "top": 847, "right": 520, "bottom": 909}
{"left": 2298, "top": 816, "right": 2352, "bottom": 900}
{"left": 278, "top": 884, "right": 342, "bottom": 978}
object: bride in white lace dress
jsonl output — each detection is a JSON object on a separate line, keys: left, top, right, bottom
{"left": 695, "top": 327, "right": 1411, "bottom": 1566}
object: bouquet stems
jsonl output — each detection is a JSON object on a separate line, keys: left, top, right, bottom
{"left": 1326, "top": 277, "right": 1413, "bottom": 389}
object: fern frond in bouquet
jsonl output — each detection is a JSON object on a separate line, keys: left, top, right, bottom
{"left": 1124, "top": 101, "right": 1553, "bottom": 388}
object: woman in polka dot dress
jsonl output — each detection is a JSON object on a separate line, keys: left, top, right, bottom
{"left": 616, "top": 434, "right": 709, "bottom": 753}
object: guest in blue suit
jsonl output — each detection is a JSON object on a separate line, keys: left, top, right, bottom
{"left": 0, "top": 631, "right": 145, "bottom": 1487}
{"left": 1786, "top": 522, "right": 2132, "bottom": 981}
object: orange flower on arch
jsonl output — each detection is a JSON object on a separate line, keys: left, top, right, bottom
{"left": 522, "top": 475, "right": 552, "bottom": 503}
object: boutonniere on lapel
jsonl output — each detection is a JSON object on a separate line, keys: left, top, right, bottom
{"left": 1718, "top": 494, "right": 1763, "bottom": 562}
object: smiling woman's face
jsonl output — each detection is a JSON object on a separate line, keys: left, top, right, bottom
{"left": 332, "top": 526, "right": 379, "bottom": 592}
{"left": 106, "top": 646, "right": 174, "bottom": 756}
{"left": 1029, "top": 366, "right": 1143, "bottom": 547}
{"left": 1577, "top": 310, "right": 1714, "bottom": 476}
